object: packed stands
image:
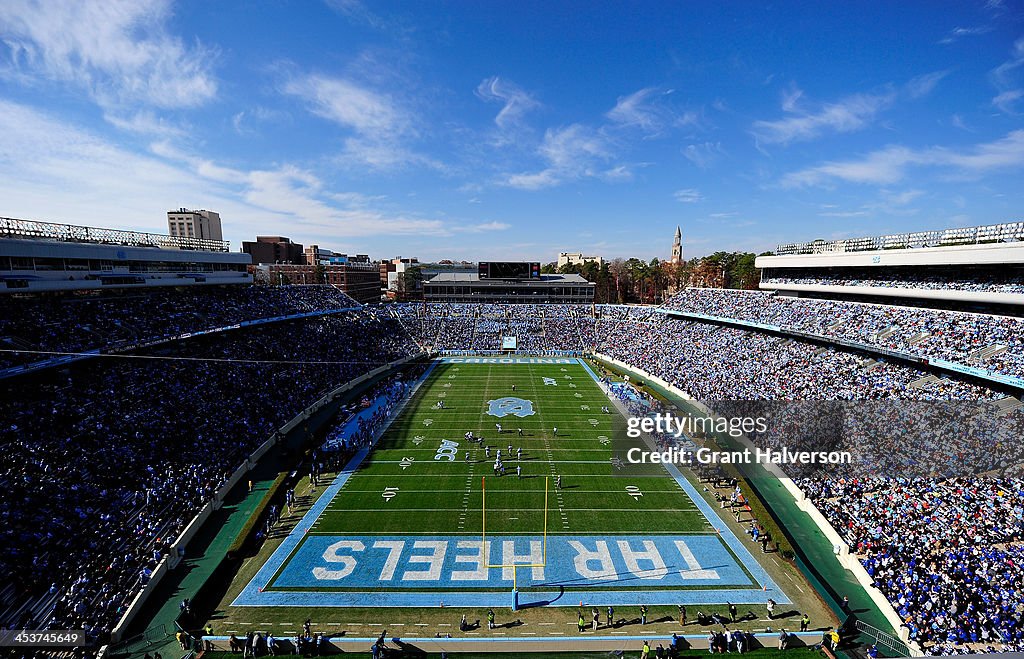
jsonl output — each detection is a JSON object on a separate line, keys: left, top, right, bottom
{"left": 663, "top": 288, "right": 1024, "bottom": 381}
{"left": 593, "top": 300, "right": 1024, "bottom": 653}
{"left": 797, "top": 478, "right": 1024, "bottom": 651}
{"left": 597, "top": 315, "right": 1001, "bottom": 403}
{"left": 4, "top": 291, "right": 1023, "bottom": 655}
{"left": 763, "top": 273, "right": 1024, "bottom": 295}
{"left": 0, "top": 308, "right": 418, "bottom": 645}
{"left": 393, "top": 303, "right": 596, "bottom": 352}
{"left": 0, "top": 285, "right": 359, "bottom": 370}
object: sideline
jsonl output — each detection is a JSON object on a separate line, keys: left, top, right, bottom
{"left": 232, "top": 360, "right": 440, "bottom": 606}
{"left": 575, "top": 358, "right": 789, "bottom": 604}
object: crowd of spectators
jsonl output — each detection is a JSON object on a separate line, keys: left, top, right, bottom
{"left": 0, "top": 285, "right": 359, "bottom": 370}
{"left": 596, "top": 316, "right": 1000, "bottom": 403}
{"left": 393, "top": 303, "right": 596, "bottom": 352}
{"left": 0, "top": 309, "right": 418, "bottom": 646}
{"left": 4, "top": 291, "right": 1022, "bottom": 655}
{"left": 798, "top": 478, "right": 1024, "bottom": 651}
{"left": 589, "top": 304, "right": 1023, "bottom": 653}
{"left": 662, "top": 288, "right": 1024, "bottom": 381}
{"left": 763, "top": 273, "right": 1024, "bottom": 295}
{"left": 321, "top": 375, "right": 419, "bottom": 456}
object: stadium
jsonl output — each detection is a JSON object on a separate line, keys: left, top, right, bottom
{"left": 2, "top": 3, "right": 1024, "bottom": 659}
{"left": 2, "top": 213, "right": 1024, "bottom": 659}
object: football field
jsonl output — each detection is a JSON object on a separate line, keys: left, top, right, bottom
{"left": 234, "top": 357, "right": 787, "bottom": 608}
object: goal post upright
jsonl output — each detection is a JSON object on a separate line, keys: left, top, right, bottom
{"left": 479, "top": 474, "right": 549, "bottom": 610}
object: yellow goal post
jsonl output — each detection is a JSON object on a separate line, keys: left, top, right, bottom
{"left": 481, "top": 475, "right": 549, "bottom": 597}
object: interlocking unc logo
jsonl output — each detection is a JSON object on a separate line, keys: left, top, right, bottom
{"left": 486, "top": 397, "right": 536, "bottom": 418}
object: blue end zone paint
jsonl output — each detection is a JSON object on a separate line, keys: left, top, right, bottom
{"left": 233, "top": 357, "right": 790, "bottom": 608}
{"left": 235, "top": 584, "right": 779, "bottom": 608}
{"left": 272, "top": 534, "right": 749, "bottom": 589}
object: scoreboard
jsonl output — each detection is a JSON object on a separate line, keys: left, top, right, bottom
{"left": 477, "top": 262, "right": 541, "bottom": 280}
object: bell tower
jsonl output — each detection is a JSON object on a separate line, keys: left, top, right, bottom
{"left": 671, "top": 225, "right": 683, "bottom": 264}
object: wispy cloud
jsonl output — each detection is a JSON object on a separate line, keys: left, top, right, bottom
{"left": 816, "top": 189, "right": 923, "bottom": 218}
{"left": 607, "top": 87, "right": 666, "bottom": 133}
{"left": 453, "top": 221, "right": 511, "bottom": 233}
{"left": 339, "top": 137, "right": 446, "bottom": 172}
{"left": 232, "top": 107, "right": 290, "bottom": 136}
{"left": 503, "top": 124, "right": 616, "bottom": 190}
{"left": 104, "top": 110, "right": 187, "bottom": 138}
{"left": 990, "top": 37, "right": 1024, "bottom": 114}
{"left": 0, "top": 0, "right": 216, "bottom": 117}
{"left": 283, "top": 71, "right": 442, "bottom": 171}
{"left": 781, "top": 130, "right": 1024, "bottom": 187}
{"left": 939, "top": 25, "right": 992, "bottom": 44}
{"left": 905, "top": 70, "right": 949, "bottom": 99}
{"left": 884, "top": 189, "right": 924, "bottom": 206}
{"left": 673, "top": 188, "right": 703, "bottom": 203}
{"left": 780, "top": 84, "right": 803, "bottom": 112}
{"left": 475, "top": 76, "right": 540, "bottom": 130}
{"left": 752, "top": 86, "right": 895, "bottom": 145}
{"left": 325, "top": 0, "right": 386, "bottom": 29}
{"left": 606, "top": 87, "right": 700, "bottom": 135}
{"left": 682, "top": 142, "right": 724, "bottom": 169}
{"left": 819, "top": 210, "right": 869, "bottom": 217}
{"left": 754, "top": 74, "right": 947, "bottom": 146}
{"left": 505, "top": 170, "right": 561, "bottom": 190}
{"left": 993, "top": 89, "right": 1024, "bottom": 114}
{"left": 950, "top": 114, "right": 971, "bottom": 131}
{"left": 0, "top": 98, "right": 459, "bottom": 247}
{"left": 283, "top": 73, "right": 406, "bottom": 137}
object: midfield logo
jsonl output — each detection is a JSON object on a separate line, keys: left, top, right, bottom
{"left": 486, "top": 397, "right": 536, "bottom": 418}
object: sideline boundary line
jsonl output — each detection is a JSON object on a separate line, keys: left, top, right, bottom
{"left": 232, "top": 360, "right": 440, "bottom": 606}
{"left": 575, "top": 358, "right": 790, "bottom": 604}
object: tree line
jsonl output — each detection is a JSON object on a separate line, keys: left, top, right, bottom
{"left": 541, "top": 251, "right": 765, "bottom": 304}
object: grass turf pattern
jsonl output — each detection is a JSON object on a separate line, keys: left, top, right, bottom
{"left": 233, "top": 358, "right": 787, "bottom": 606}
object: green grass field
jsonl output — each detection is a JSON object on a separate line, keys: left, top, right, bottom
{"left": 207, "top": 357, "right": 836, "bottom": 645}
{"left": 311, "top": 359, "right": 711, "bottom": 537}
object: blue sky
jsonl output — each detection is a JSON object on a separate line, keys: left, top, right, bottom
{"left": 0, "top": 1, "right": 1022, "bottom": 262}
